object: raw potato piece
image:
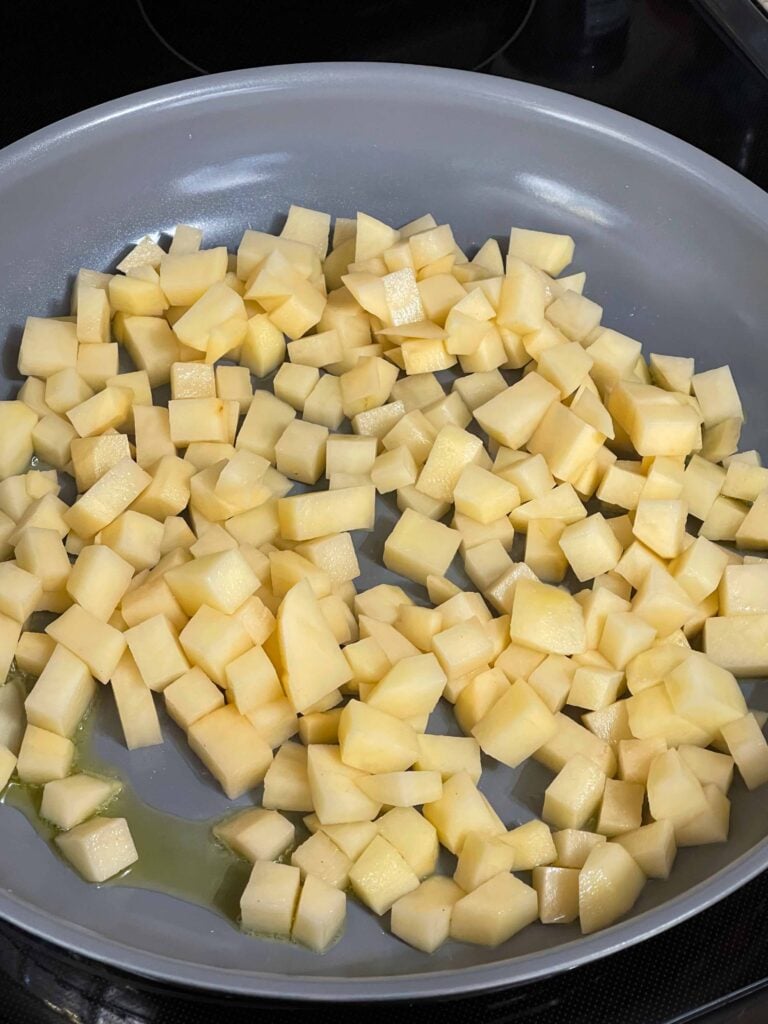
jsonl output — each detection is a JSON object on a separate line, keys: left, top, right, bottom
{"left": 348, "top": 835, "right": 420, "bottom": 915}
{"left": 240, "top": 861, "right": 301, "bottom": 938}
{"left": 188, "top": 705, "right": 273, "bottom": 799}
{"left": 720, "top": 714, "right": 768, "bottom": 790}
{"left": 391, "top": 875, "right": 463, "bottom": 953}
{"left": 25, "top": 645, "right": 96, "bottom": 737}
{"left": 214, "top": 808, "right": 295, "bottom": 862}
{"left": 110, "top": 651, "right": 164, "bottom": 750}
{"left": 509, "top": 579, "right": 586, "bottom": 655}
{"left": 578, "top": 842, "right": 645, "bottom": 935}
{"left": 383, "top": 508, "right": 461, "bottom": 585}
{"left": 450, "top": 872, "right": 538, "bottom": 947}
{"left": 46, "top": 605, "right": 126, "bottom": 684}
{"left": 40, "top": 774, "right": 121, "bottom": 831}
{"left": 533, "top": 866, "right": 580, "bottom": 924}
{"left": 473, "top": 679, "right": 557, "bottom": 768}
{"left": 56, "top": 817, "right": 138, "bottom": 883}
{"left": 292, "top": 874, "right": 347, "bottom": 953}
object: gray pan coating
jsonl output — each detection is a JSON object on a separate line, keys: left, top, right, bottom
{"left": 0, "top": 64, "right": 767, "bottom": 1001}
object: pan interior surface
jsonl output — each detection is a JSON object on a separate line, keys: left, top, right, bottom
{"left": 0, "top": 63, "right": 767, "bottom": 1000}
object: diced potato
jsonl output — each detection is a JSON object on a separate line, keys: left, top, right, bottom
{"left": 15, "top": 632, "right": 55, "bottom": 676}
{"left": 543, "top": 754, "right": 606, "bottom": 830}
{"left": 356, "top": 770, "right": 442, "bottom": 806}
{"left": 534, "top": 712, "right": 617, "bottom": 777}
{"left": 704, "top": 614, "right": 768, "bottom": 676}
{"left": 559, "top": 513, "right": 623, "bottom": 582}
{"left": 240, "top": 860, "right": 301, "bottom": 938}
{"left": 450, "top": 872, "right": 538, "bottom": 946}
{"left": 720, "top": 713, "right": 768, "bottom": 790}
{"left": 613, "top": 819, "right": 676, "bottom": 879}
{"left": 391, "top": 875, "right": 463, "bottom": 953}
{"left": 124, "top": 615, "right": 189, "bottom": 692}
{"left": 617, "top": 737, "right": 668, "bottom": 784}
{"left": 46, "top": 604, "right": 126, "bottom": 683}
{"left": 578, "top": 842, "right": 645, "bottom": 934}
{"left": 214, "top": 807, "right": 294, "bottom": 862}
{"left": 595, "top": 778, "right": 644, "bottom": 837}
{"left": 291, "top": 830, "right": 352, "bottom": 889}
{"left": 533, "top": 865, "right": 580, "bottom": 924}
{"left": 165, "top": 549, "right": 258, "bottom": 617}
{"left": 472, "top": 679, "right": 556, "bottom": 767}
{"left": 17, "top": 723, "right": 75, "bottom": 784}
{"left": 110, "top": 651, "right": 163, "bottom": 749}
{"left": 292, "top": 873, "right": 346, "bottom": 954}
{"left": 338, "top": 700, "right": 418, "bottom": 773}
{"left": 66, "top": 545, "right": 134, "bottom": 621}
{"left": 261, "top": 742, "right": 312, "bottom": 811}
{"left": 188, "top": 704, "right": 272, "bottom": 798}
{"left": 164, "top": 667, "right": 224, "bottom": 731}
{"left": 40, "top": 773, "right": 121, "bottom": 831}
{"left": 307, "top": 745, "right": 381, "bottom": 825}
{"left": 474, "top": 373, "right": 559, "bottom": 450}
{"left": 422, "top": 771, "right": 504, "bottom": 854}
{"left": 348, "top": 834, "right": 420, "bottom": 915}
{"left": 366, "top": 653, "right": 446, "bottom": 719}
{"left": 509, "top": 579, "right": 586, "bottom": 655}
{"left": 454, "top": 831, "right": 516, "bottom": 891}
{"left": 56, "top": 816, "right": 138, "bottom": 882}
{"left": 552, "top": 828, "right": 606, "bottom": 869}
{"left": 665, "top": 652, "right": 746, "bottom": 732}
{"left": 278, "top": 486, "right": 375, "bottom": 541}
{"left": 64, "top": 457, "right": 151, "bottom": 539}
{"left": 377, "top": 806, "right": 439, "bottom": 877}
{"left": 25, "top": 645, "right": 95, "bottom": 737}
{"left": 414, "top": 733, "right": 481, "bottom": 783}
{"left": 647, "top": 748, "right": 708, "bottom": 826}
{"left": 675, "top": 783, "right": 730, "bottom": 846}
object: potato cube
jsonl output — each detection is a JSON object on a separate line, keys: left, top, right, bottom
{"left": 40, "top": 773, "right": 121, "bottom": 831}
{"left": 170, "top": 361, "right": 216, "bottom": 400}
{"left": 451, "top": 872, "right": 538, "bottom": 946}
{"left": 375, "top": 806, "right": 438, "bottom": 878}
{"left": 559, "top": 514, "right": 623, "bottom": 582}
{"left": 617, "top": 737, "right": 668, "bottom": 784}
{"left": 262, "top": 742, "right": 313, "bottom": 811}
{"left": 307, "top": 745, "right": 381, "bottom": 824}
{"left": 46, "top": 604, "right": 126, "bottom": 683}
{"left": 168, "top": 397, "right": 230, "bottom": 445}
{"left": 613, "top": 819, "right": 676, "bottom": 879}
{"left": 214, "top": 807, "right": 294, "bottom": 862}
{"left": 720, "top": 713, "right": 768, "bottom": 790}
{"left": 595, "top": 778, "right": 644, "bottom": 837}
{"left": 240, "top": 860, "right": 301, "bottom": 937}
{"left": 578, "top": 842, "right": 645, "bottom": 934}
{"left": 179, "top": 606, "right": 252, "bottom": 687}
{"left": 291, "top": 873, "right": 346, "bottom": 954}
{"left": 56, "top": 816, "right": 138, "bottom": 882}
{"left": 17, "top": 724, "right": 75, "bottom": 784}
{"left": 454, "top": 832, "right": 516, "bottom": 891}
{"left": 124, "top": 615, "right": 189, "bottom": 692}
{"left": 390, "top": 875, "right": 463, "bottom": 953}
{"left": 337, "top": 699, "right": 418, "bottom": 773}
{"left": 356, "top": 770, "right": 442, "bottom": 806}
{"left": 495, "top": 821, "right": 555, "bottom": 872}
{"left": 224, "top": 645, "right": 281, "bottom": 714}
{"left": 678, "top": 745, "right": 734, "bottom": 794}
{"left": 675, "top": 783, "right": 730, "bottom": 846}
{"left": 632, "top": 498, "right": 687, "bottom": 559}
{"left": 647, "top": 748, "right": 708, "bottom": 826}
{"left": 25, "top": 645, "right": 95, "bottom": 737}
{"left": 274, "top": 420, "right": 329, "bottom": 485}
{"left": 99, "top": 511, "right": 163, "bottom": 571}
{"left": 414, "top": 733, "right": 481, "bottom": 783}
{"left": 474, "top": 372, "right": 559, "bottom": 451}
{"left": 625, "top": 684, "right": 711, "bottom": 748}
{"left": 423, "top": 771, "right": 504, "bottom": 854}
{"left": 348, "top": 834, "right": 420, "bottom": 915}
{"left": 383, "top": 509, "right": 461, "bottom": 587}
{"left": 665, "top": 652, "right": 746, "bottom": 733}
{"left": 110, "top": 651, "right": 163, "bottom": 749}
{"left": 598, "top": 612, "right": 656, "bottom": 670}
{"left": 0, "top": 563, "right": 42, "bottom": 623}
{"left": 277, "top": 579, "right": 352, "bottom": 713}
{"left": 64, "top": 457, "right": 151, "bottom": 538}
{"left": 278, "top": 486, "right": 375, "bottom": 541}
{"left": 18, "top": 317, "right": 78, "bottom": 378}
{"left": 691, "top": 365, "right": 743, "bottom": 427}
{"left": 532, "top": 865, "right": 580, "bottom": 924}
{"left": 472, "top": 679, "right": 557, "bottom": 768}
{"left": 15, "top": 631, "right": 55, "bottom": 676}
{"left": 543, "top": 754, "right": 606, "bottom": 830}
{"left": 66, "top": 545, "right": 134, "bottom": 621}
{"left": 368, "top": 651, "right": 448, "bottom": 716}
{"left": 551, "top": 828, "right": 606, "bottom": 868}
{"left": 568, "top": 665, "right": 624, "bottom": 711}
{"left": 291, "top": 830, "right": 351, "bottom": 889}
{"left": 13, "top": 528, "right": 70, "bottom": 593}
{"left": 510, "top": 579, "right": 586, "bottom": 655}
{"left": 704, "top": 614, "right": 768, "bottom": 676}
{"left": 164, "top": 667, "right": 224, "bottom": 731}
{"left": 165, "top": 548, "right": 258, "bottom": 618}
{"left": 188, "top": 704, "right": 272, "bottom": 798}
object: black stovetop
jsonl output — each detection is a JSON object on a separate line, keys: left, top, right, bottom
{"left": 2, "top": 1, "right": 768, "bottom": 1021}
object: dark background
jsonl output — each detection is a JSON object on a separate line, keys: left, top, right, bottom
{"left": 1, "top": 0, "right": 768, "bottom": 1021}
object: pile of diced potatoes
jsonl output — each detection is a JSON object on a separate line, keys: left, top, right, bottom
{"left": 0, "top": 206, "right": 767, "bottom": 956}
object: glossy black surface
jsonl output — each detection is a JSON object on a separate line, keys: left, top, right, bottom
{"left": 1, "top": 0, "right": 768, "bottom": 1020}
